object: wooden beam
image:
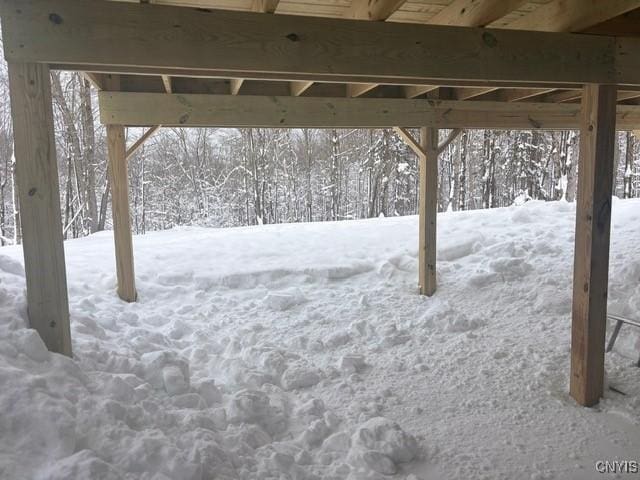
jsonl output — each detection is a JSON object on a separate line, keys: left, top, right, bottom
{"left": 506, "top": 0, "right": 640, "bottom": 32}
{"left": 491, "top": 1, "right": 640, "bottom": 113}
{"left": 430, "top": 0, "right": 526, "bottom": 27}
{"left": 3, "top": 0, "right": 637, "bottom": 86}
{"left": 7, "top": 62, "right": 71, "bottom": 355}
{"left": 98, "top": 92, "right": 640, "bottom": 129}
{"left": 290, "top": 80, "right": 313, "bottom": 97}
{"left": 107, "top": 124, "right": 137, "bottom": 302}
{"left": 343, "top": 2, "right": 407, "bottom": 97}
{"left": 419, "top": 127, "right": 438, "bottom": 296}
{"left": 346, "top": 0, "right": 406, "bottom": 21}
{"left": 427, "top": 0, "right": 526, "bottom": 102}
{"left": 393, "top": 127, "right": 426, "bottom": 157}
{"left": 126, "top": 125, "right": 161, "bottom": 161}
{"left": 45, "top": 64, "right": 594, "bottom": 90}
{"left": 570, "top": 84, "right": 617, "bottom": 407}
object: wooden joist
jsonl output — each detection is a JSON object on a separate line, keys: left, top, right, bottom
{"left": 7, "top": 62, "right": 71, "bottom": 356}
{"left": 570, "top": 84, "right": 618, "bottom": 407}
{"left": 3, "top": 0, "right": 639, "bottom": 87}
{"left": 98, "top": 92, "right": 640, "bottom": 129}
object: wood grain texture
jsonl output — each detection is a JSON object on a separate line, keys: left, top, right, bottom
{"left": 430, "top": 0, "right": 526, "bottom": 27}
{"left": 419, "top": 127, "right": 438, "bottom": 296}
{"left": 98, "top": 92, "right": 640, "bottom": 129}
{"left": 570, "top": 84, "right": 617, "bottom": 407}
{"left": 1, "top": 0, "right": 631, "bottom": 86}
{"left": 49, "top": 63, "right": 590, "bottom": 90}
{"left": 107, "top": 124, "right": 137, "bottom": 302}
{"left": 7, "top": 62, "right": 71, "bottom": 356}
{"left": 345, "top": 0, "right": 407, "bottom": 21}
{"left": 505, "top": 0, "right": 640, "bottom": 32}
{"left": 251, "top": 0, "right": 279, "bottom": 14}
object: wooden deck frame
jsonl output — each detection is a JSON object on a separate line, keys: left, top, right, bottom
{"left": 570, "top": 84, "right": 617, "bottom": 407}
{"left": 98, "top": 92, "right": 640, "bottom": 130}
{"left": 2, "top": 0, "right": 640, "bottom": 87}
{"left": 7, "top": 62, "right": 72, "bottom": 356}
{"left": 2, "top": 0, "right": 639, "bottom": 408}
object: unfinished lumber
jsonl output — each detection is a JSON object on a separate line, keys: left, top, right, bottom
{"left": 98, "top": 93, "right": 640, "bottom": 130}
{"left": 7, "top": 62, "right": 71, "bottom": 356}
{"left": 419, "top": 127, "right": 438, "bottom": 296}
{"left": 570, "top": 84, "right": 617, "bottom": 407}
{"left": 2, "top": 0, "right": 635, "bottom": 86}
{"left": 107, "top": 124, "right": 137, "bottom": 302}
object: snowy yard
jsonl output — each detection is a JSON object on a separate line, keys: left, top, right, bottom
{"left": 1, "top": 199, "right": 640, "bottom": 480}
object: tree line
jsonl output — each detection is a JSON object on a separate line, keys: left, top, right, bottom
{"left": 0, "top": 69, "right": 639, "bottom": 244}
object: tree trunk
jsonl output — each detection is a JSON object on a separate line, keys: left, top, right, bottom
{"left": 80, "top": 78, "right": 99, "bottom": 233}
{"left": 11, "top": 153, "right": 21, "bottom": 244}
{"left": 624, "top": 132, "right": 634, "bottom": 198}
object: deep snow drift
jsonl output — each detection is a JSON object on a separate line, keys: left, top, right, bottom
{"left": 1, "top": 199, "right": 640, "bottom": 480}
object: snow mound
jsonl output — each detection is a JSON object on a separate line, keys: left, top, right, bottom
{"left": 348, "top": 417, "right": 419, "bottom": 476}
{"left": 2, "top": 200, "right": 640, "bottom": 479}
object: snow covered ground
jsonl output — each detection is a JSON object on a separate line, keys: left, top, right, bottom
{"left": 1, "top": 199, "right": 640, "bottom": 480}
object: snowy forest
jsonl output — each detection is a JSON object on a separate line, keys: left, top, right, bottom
{"left": 0, "top": 68, "right": 639, "bottom": 245}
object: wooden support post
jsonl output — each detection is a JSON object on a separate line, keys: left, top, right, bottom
{"left": 570, "top": 84, "right": 617, "bottom": 407}
{"left": 7, "top": 62, "right": 71, "bottom": 355}
{"left": 419, "top": 127, "right": 439, "bottom": 296}
{"left": 107, "top": 124, "right": 137, "bottom": 302}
